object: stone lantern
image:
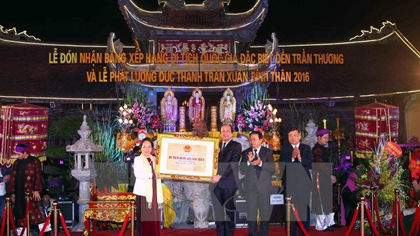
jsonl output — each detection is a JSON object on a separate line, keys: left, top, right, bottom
{"left": 302, "top": 118, "right": 318, "bottom": 149}
{"left": 66, "top": 115, "right": 103, "bottom": 231}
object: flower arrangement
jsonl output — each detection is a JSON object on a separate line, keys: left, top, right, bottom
{"left": 151, "top": 114, "right": 162, "bottom": 131}
{"left": 352, "top": 138, "right": 409, "bottom": 229}
{"left": 242, "top": 100, "right": 273, "bottom": 132}
{"left": 235, "top": 113, "right": 246, "bottom": 132}
{"left": 238, "top": 84, "right": 273, "bottom": 132}
{"left": 117, "top": 98, "right": 158, "bottom": 133}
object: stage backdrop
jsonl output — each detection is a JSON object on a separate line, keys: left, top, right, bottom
{"left": 0, "top": 102, "right": 48, "bottom": 167}
{"left": 354, "top": 102, "right": 399, "bottom": 157}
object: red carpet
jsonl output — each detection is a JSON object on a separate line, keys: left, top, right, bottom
{"left": 60, "top": 226, "right": 366, "bottom": 235}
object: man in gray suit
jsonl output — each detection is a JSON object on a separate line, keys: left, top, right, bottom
{"left": 240, "top": 131, "right": 275, "bottom": 236}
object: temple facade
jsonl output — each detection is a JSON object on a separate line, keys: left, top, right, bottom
{"left": 0, "top": 1, "right": 419, "bottom": 141}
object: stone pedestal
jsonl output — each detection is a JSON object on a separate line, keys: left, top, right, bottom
{"left": 163, "top": 123, "right": 176, "bottom": 132}
{"left": 164, "top": 180, "right": 191, "bottom": 226}
{"left": 71, "top": 168, "right": 97, "bottom": 231}
{"left": 183, "top": 182, "right": 211, "bottom": 228}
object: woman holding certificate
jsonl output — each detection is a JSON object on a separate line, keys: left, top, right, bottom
{"left": 133, "top": 138, "right": 163, "bottom": 236}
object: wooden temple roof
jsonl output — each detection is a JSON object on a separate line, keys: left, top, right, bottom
{"left": 118, "top": 0, "right": 268, "bottom": 52}
{"left": 265, "top": 29, "right": 420, "bottom": 102}
{"left": 119, "top": 0, "right": 267, "bottom": 30}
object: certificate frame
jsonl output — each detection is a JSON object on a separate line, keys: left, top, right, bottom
{"left": 155, "top": 134, "right": 219, "bottom": 182}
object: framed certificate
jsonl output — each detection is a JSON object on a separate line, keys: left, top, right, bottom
{"left": 155, "top": 134, "right": 219, "bottom": 182}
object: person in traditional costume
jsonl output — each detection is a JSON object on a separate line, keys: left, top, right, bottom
{"left": 311, "top": 129, "right": 336, "bottom": 231}
{"left": 7, "top": 142, "right": 44, "bottom": 230}
{"left": 133, "top": 138, "right": 163, "bottom": 236}
{"left": 409, "top": 146, "right": 420, "bottom": 183}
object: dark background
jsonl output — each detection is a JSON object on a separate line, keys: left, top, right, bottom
{"left": 1, "top": 0, "right": 419, "bottom": 48}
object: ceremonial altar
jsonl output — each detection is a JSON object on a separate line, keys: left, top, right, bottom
{"left": 83, "top": 193, "right": 136, "bottom": 235}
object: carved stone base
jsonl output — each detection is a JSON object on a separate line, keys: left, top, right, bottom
{"left": 163, "top": 124, "right": 177, "bottom": 132}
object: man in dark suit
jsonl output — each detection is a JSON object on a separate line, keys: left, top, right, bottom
{"left": 210, "top": 124, "right": 242, "bottom": 236}
{"left": 280, "top": 128, "right": 313, "bottom": 236}
{"left": 240, "top": 131, "right": 275, "bottom": 236}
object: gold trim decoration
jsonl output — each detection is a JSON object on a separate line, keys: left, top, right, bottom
{"left": 96, "top": 193, "right": 136, "bottom": 201}
{"left": 156, "top": 134, "right": 219, "bottom": 182}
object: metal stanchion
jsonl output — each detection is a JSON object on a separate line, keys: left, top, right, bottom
{"left": 337, "top": 183, "right": 341, "bottom": 226}
{"left": 130, "top": 200, "right": 135, "bottom": 236}
{"left": 53, "top": 201, "right": 59, "bottom": 236}
{"left": 370, "top": 186, "right": 375, "bottom": 223}
{"left": 286, "top": 197, "right": 291, "bottom": 236}
{"left": 360, "top": 197, "right": 365, "bottom": 236}
{"left": 6, "top": 197, "right": 10, "bottom": 236}
{"left": 25, "top": 192, "right": 30, "bottom": 236}
{"left": 395, "top": 189, "right": 400, "bottom": 236}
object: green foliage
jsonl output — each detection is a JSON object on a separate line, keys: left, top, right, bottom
{"left": 242, "top": 83, "right": 269, "bottom": 109}
{"left": 280, "top": 103, "right": 327, "bottom": 138}
{"left": 87, "top": 108, "right": 123, "bottom": 163}
{"left": 86, "top": 108, "right": 125, "bottom": 192}
{"left": 43, "top": 165, "right": 69, "bottom": 175}
{"left": 352, "top": 139, "right": 410, "bottom": 221}
{"left": 46, "top": 146, "right": 71, "bottom": 159}
{"left": 120, "top": 83, "right": 149, "bottom": 107}
{"left": 49, "top": 115, "right": 83, "bottom": 138}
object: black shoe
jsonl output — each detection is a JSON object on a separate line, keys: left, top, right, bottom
{"left": 330, "top": 224, "right": 342, "bottom": 228}
{"left": 323, "top": 227, "right": 334, "bottom": 231}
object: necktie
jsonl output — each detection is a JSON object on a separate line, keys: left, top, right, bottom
{"left": 222, "top": 142, "right": 226, "bottom": 150}
{"left": 254, "top": 149, "right": 261, "bottom": 178}
{"left": 292, "top": 145, "right": 299, "bottom": 162}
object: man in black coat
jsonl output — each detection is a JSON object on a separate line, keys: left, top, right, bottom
{"left": 240, "top": 131, "right": 275, "bottom": 236}
{"left": 280, "top": 128, "right": 313, "bottom": 236}
{"left": 210, "top": 124, "right": 242, "bottom": 236}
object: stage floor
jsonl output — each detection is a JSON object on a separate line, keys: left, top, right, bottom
{"left": 65, "top": 226, "right": 364, "bottom": 236}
